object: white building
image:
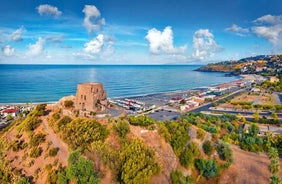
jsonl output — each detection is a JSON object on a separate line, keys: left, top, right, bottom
{"left": 2, "top": 109, "right": 19, "bottom": 117}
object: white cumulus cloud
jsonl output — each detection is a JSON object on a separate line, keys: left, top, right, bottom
{"left": 225, "top": 24, "right": 249, "bottom": 36}
{"left": 193, "top": 29, "right": 221, "bottom": 60}
{"left": 253, "top": 14, "right": 282, "bottom": 45}
{"left": 2, "top": 45, "right": 15, "bottom": 56}
{"left": 10, "top": 26, "right": 25, "bottom": 42}
{"left": 26, "top": 37, "right": 45, "bottom": 56}
{"left": 84, "top": 34, "right": 104, "bottom": 54}
{"left": 254, "top": 14, "right": 282, "bottom": 24}
{"left": 37, "top": 4, "right": 62, "bottom": 17}
{"left": 83, "top": 5, "right": 105, "bottom": 33}
{"left": 145, "top": 26, "right": 187, "bottom": 55}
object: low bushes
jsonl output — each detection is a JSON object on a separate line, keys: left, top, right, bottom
{"left": 203, "top": 140, "right": 214, "bottom": 156}
{"left": 195, "top": 158, "right": 219, "bottom": 178}
{"left": 48, "top": 148, "right": 59, "bottom": 157}
{"left": 113, "top": 119, "right": 130, "bottom": 139}
{"left": 64, "top": 100, "right": 74, "bottom": 108}
{"left": 231, "top": 101, "right": 253, "bottom": 106}
{"left": 29, "top": 133, "right": 46, "bottom": 147}
{"left": 128, "top": 115, "right": 155, "bottom": 126}
{"left": 29, "top": 147, "right": 43, "bottom": 158}
{"left": 24, "top": 116, "right": 41, "bottom": 132}
{"left": 60, "top": 118, "right": 109, "bottom": 150}
{"left": 9, "top": 140, "right": 27, "bottom": 152}
{"left": 216, "top": 141, "right": 233, "bottom": 162}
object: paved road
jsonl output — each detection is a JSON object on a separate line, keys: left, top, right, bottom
{"left": 206, "top": 108, "right": 282, "bottom": 117}
{"left": 189, "top": 88, "right": 248, "bottom": 113}
{"left": 188, "top": 87, "right": 282, "bottom": 122}
{"left": 202, "top": 111, "right": 282, "bottom": 122}
{"left": 41, "top": 115, "right": 69, "bottom": 166}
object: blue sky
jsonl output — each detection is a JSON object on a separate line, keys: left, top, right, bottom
{"left": 0, "top": 0, "right": 281, "bottom": 64}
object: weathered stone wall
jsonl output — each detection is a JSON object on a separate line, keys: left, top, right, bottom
{"left": 75, "top": 82, "right": 108, "bottom": 112}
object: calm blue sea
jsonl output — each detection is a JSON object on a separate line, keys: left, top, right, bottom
{"left": 0, "top": 65, "right": 239, "bottom": 103}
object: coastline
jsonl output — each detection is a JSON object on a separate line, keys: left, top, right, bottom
{"left": 0, "top": 76, "right": 242, "bottom": 106}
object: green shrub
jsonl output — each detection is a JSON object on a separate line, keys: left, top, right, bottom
{"left": 113, "top": 119, "right": 130, "bottom": 139}
{"left": 171, "top": 170, "right": 194, "bottom": 184}
{"left": 166, "top": 120, "right": 190, "bottom": 156}
{"left": 270, "top": 174, "right": 281, "bottom": 184}
{"left": 5, "top": 114, "right": 13, "bottom": 121}
{"left": 48, "top": 148, "right": 59, "bottom": 157}
{"left": 179, "top": 148, "right": 194, "bottom": 168}
{"left": 203, "top": 140, "right": 213, "bottom": 156}
{"left": 64, "top": 100, "right": 74, "bottom": 108}
{"left": 231, "top": 101, "right": 253, "bottom": 106}
{"left": 66, "top": 150, "right": 99, "bottom": 184}
{"left": 29, "top": 133, "right": 46, "bottom": 147}
{"left": 269, "top": 158, "right": 280, "bottom": 174}
{"left": 52, "top": 112, "right": 60, "bottom": 121}
{"left": 248, "top": 124, "right": 259, "bottom": 137}
{"left": 195, "top": 158, "right": 218, "bottom": 178}
{"left": 200, "top": 124, "right": 218, "bottom": 134}
{"left": 24, "top": 116, "right": 41, "bottom": 131}
{"left": 188, "top": 142, "right": 200, "bottom": 157}
{"left": 61, "top": 118, "right": 109, "bottom": 150}
{"left": 57, "top": 116, "right": 72, "bottom": 130}
{"left": 262, "top": 105, "right": 274, "bottom": 110}
{"left": 16, "top": 177, "right": 30, "bottom": 184}
{"left": 33, "top": 104, "right": 47, "bottom": 116}
{"left": 274, "top": 105, "right": 282, "bottom": 111}
{"left": 119, "top": 139, "right": 160, "bottom": 184}
{"left": 29, "top": 147, "right": 42, "bottom": 158}
{"left": 197, "top": 128, "right": 205, "bottom": 140}
{"left": 90, "top": 141, "right": 122, "bottom": 173}
{"left": 220, "top": 162, "right": 231, "bottom": 169}
{"left": 46, "top": 166, "right": 66, "bottom": 184}
{"left": 216, "top": 141, "right": 233, "bottom": 162}
{"left": 128, "top": 115, "right": 155, "bottom": 126}
{"left": 242, "top": 105, "right": 252, "bottom": 110}
{"left": 158, "top": 122, "right": 171, "bottom": 142}
{"left": 10, "top": 140, "right": 27, "bottom": 152}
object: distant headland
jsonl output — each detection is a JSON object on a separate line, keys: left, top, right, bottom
{"left": 196, "top": 54, "right": 282, "bottom": 76}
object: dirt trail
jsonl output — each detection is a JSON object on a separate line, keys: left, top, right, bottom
{"left": 41, "top": 115, "right": 69, "bottom": 166}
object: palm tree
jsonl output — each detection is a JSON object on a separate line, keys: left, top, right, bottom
{"left": 268, "top": 147, "right": 279, "bottom": 160}
{"left": 269, "top": 158, "right": 280, "bottom": 174}
{"left": 270, "top": 175, "right": 281, "bottom": 184}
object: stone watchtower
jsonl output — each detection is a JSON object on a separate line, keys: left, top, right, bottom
{"left": 75, "top": 82, "right": 109, "bottom": 113}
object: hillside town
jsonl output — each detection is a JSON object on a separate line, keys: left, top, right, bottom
{"left": 197, "top": 54, "right": 282, "bottom": 76}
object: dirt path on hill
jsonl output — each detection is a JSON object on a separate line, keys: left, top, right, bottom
{"left": 41, "top": 115, "right": 69, "bottom": 166}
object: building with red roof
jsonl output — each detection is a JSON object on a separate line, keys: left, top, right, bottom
{"left": 2, "top": 109, "right": 19, "bottom": 117}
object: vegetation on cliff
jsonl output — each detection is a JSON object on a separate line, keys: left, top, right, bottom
{"left": 0, "top": 102, "right": 281, "bottom": 184}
